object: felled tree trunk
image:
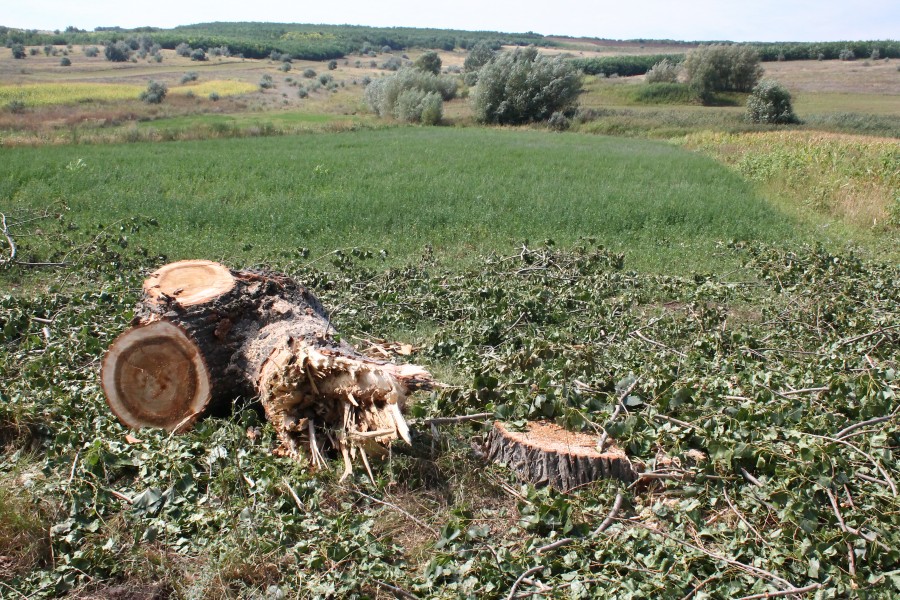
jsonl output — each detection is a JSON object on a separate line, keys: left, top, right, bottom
{"left": 101, "top": 260, "right": 432, "bottom": 475}
{"left": 485, "top": 421, "right": 638, "bottom": 491}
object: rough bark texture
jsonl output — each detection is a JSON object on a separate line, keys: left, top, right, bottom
{"left": 485, "top": 421, "right": 638, "bottom": 491}
{"left": 102, "top": 260, "right": 432, "bottom": 473}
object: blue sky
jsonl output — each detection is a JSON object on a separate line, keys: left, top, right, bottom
{"left": 4, "top": 0, "right": 899, "bottom": 42}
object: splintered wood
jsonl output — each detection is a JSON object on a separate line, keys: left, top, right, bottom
{"left": 101, "top": 260, "right": 433, "bottom": 478}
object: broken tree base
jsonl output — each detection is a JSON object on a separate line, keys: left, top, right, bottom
{"left": 485, "top": 421, "right": 638, "bottom": 491}
{"left": 102, "top": 259, "right": 433, "bottom": 477}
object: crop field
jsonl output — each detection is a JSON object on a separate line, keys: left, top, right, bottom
{"left": 1, "top": 24, "right": 899, "bottom": 600}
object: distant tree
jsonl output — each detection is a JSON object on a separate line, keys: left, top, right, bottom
{"left": 190, "top": 48, "right": 207, "bottom": 61}
{"left": 11, "top": 43, "right": 26, "bottom": 59}
{"left": 839, "top": 48, "right": 855, "bottom": 61}
{"left": 472, "top": 47, "right": 582, "bottom": 125}
{"left": 104, "top": 41, "right": 131, "bottom": 62}
{"left": 683, "top": 44, "right": 762, "bottom": 103}
{"left": 139, "top": 80, "right": 168, "bottom": 103}
{"left": 175, "top": 42, "right": 191, "bottom": 57}
{"left": 746, "top": 79, "right": 798, "bottom": 124}
{"left": 645, "top": 58, "right": 680, "bottom": 84}
{"left": 414, "top": 51, "right": 441, "bottom": 75}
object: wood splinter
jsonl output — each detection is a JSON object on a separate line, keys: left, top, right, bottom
{"left": 101, "top": 259, "right": 433, "bottom": 477}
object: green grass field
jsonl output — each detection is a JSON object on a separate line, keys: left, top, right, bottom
{"left": 1, "top": 127, "right": 823, "bottom": 280}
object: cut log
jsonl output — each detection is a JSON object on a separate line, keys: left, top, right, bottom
{"left": 101, "top": 260, "right": 433, "bottom": 472}
{"left": 485, "top": 421, "right": 638, "bottom": 491}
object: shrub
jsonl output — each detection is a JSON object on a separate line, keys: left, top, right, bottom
{"left": 381, "top": 45, "right": 392, "bottom": 54}
{"left": 683, "top": 44, "right": 762, "bottom": 103}
{"left": 43, "top": 44, "right": 52, "bottom": 56}
{"left": 746, "top": 79, "right": 798, "bottom": 124}
{"left": 361, "top": 76, "right": 372, "bottom": 86}
{"left": 328, "top": 59, "right": 337, "bottom": 70}
{"left": 175, "top": 43, "right": 191, "bottom": 57}
{"left": 259, "top": 74, "right": 275, "bottom": 89}
{"left": 415, "top": 51, "right": 441, "bottom": 75}
{"left": 871, "top": 49, "right": 880, "bottom": 60}
{"left": 471, "top": 47, "right": 582, "bottom": 125}
{"left": 59, "top": 57, "right": 71, "bottom": 66}
{"left": 139, "top": 80, "right": 168, "bottom": 104}
{"left": 190, "top": 48, "right": 207, "bottom": 62}
{"left": 6, "top": 99, "right": 26, "bottom": 113}
{"left": 464, "top": 40, "right": 495, "bottom": 72}
{"left": 29, "top": 48, "right": 39, "bottom": 56}
{"left": 364, "top": 68, "right": 456, "bottom": 124}
{"left": 208, "top": 91, "right": 220, "bottom": 101}
{"left": 297, "top": 87, "right": 308, "bottom": 98}
{"left": 279, "top": 62, "right": 291, "bottom": 72}
{"left": 645, "top": 58, "right": 680, "bottom": 84}
{"left": 104, "top": 41, "right": 131, "bottom": 62}
{"left": 83, "top": 46, "right": 100, "bottom": 57}
{"left": 180, "top": 71, "right": 199, "bottom": 84}
{"left": 382, "top": 56, "right": 403, "bottom": 71}
{"left": 152, "top": 53, "right": 163, "bottom": 63}
{"left": 303, "top": 68, "right": 316, "bottom": 78}
{"left": 318, "top": 73, "right": 333, "bottom": 85}
{"left": 839, "top": 48, "right": 855, "bottom": 61}
{"left": 547, "top": 111, "right": 570, "bottom": 131}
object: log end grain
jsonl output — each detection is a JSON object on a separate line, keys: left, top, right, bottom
{"left": 142, "top": 260, "right": 235, "bottom": 307}
{"left": 101, "top": 320, "right": 212, "bottom": 432}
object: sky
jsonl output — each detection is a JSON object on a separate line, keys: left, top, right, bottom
{"left": 4, "top": 0, "right": 899, "bottom": 42}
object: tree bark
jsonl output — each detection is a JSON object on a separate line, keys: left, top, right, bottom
{"left": 101, "top": 260, "right": 432, "bottom": 473}
{"left": 485, "top": 421, "right": 638, "bottom": 491}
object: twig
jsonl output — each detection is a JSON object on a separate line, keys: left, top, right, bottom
{"left": 373, "top": 579, "right": 420, "bottom": 600}
{"left": 107, "top": 489, "right": 133, "bottom": 504}
{"left": 825, "top": 488, "right": 891, "bottom": 551}
{"left": 679, "top": 575, "right": 716, "bottom": 600}
{"left": 836, "top": 325, "right": 899, "bottom": 348}
{"left": 740, "top": 467, "right": 764, "bottom": 488}
{"left": 0, "top": 213, "right": 16, "bottom": 265}
{"left": 599, "top": 379, "right": 640, "bottom": 450}
{"left": 722, "top": 487, "right": 768, "bottom": 546}
{"left": 631, "top": 330, "right": 688, "bottom": 358}
{"left": 506, "top": 566, "right": 544, "bottom": 600}
{"left": 283, "top": 479, "right": 304, "bottom": 511}
{"left": 651, "top": 413, "right": 698, "bottom": 430}
{"left": 734, "top": 582, "right": 822, "bottom": 600}
{"left": 536, "top": 536, "right": 573, "bottom": 554}
{"left": 779, "top": 387, "right": 828, "bottom": 396}
{"left": 639, "top": 524, "right": 795, "bottom": 590}
{"left": 592, "top": 492, "right": 625, "bottom": 535}
{"left": 835, "top": 409, "right": 898, "bottom": 440}
{"left": 799, "top": 432, "right": 897, "bottom": 496}
{"left": 857, "top": 473, "right": 890, "bottom": 487}
{"left": 424, "top": 412, "right": 494, "bottom": 426}
{"left": 350, "top": 488, "right": 438, "bottom": 536}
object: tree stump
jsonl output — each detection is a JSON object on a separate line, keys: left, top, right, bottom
{"left": 101, "top": 260, "right": 433, "bottom": 476}
{"left": 485, "top": 421, "right": 638, "bottom": 491}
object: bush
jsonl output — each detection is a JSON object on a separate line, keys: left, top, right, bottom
{"left": 871, "top": 49, "right": 880, "bottom": 60}
{"left": 746, "top": 79, "right": 798, "bottom": 124}
{"left": 303, "top": 68, "right": 316, "bottom": 78}
{"left": 382, "top": 56, "right": 402, "bottom": 71}
{"left": 645, "top": 58, "right": 680, "bottom": 84}
{"left": 464, "top": 40, "right": 495, "bottom": 72}
{"left": 208, "top": 91, "right": 220, "bottom": 101}
{"left": 59, "top": 57, "right": 71, "bottom": 67}
{"left": 839, "top": 48, "right": 855, "bottom": 61}
{"left": 259, "top": 74, "right": 275, "bottom": 89}
{"left": 5, "top": 99, "right": 26, "bottom": 113}
{"left": 83, "top": 46, "right": 100, "bottom": 57}
{"left": 104, "top": 41, "right": 131, "bottom": 62}
{"left": 279, "top": 62, "right": 291, "bottom": 72}
{"left": 471, "top": 47, "right": 582, "bottom": 125}
{"left": 547, "top": 111, "right": 570, "bottom": 131}
{"left": 175, "top": 43, "right": 191, "bottom": 57}
{"left": 152, "top": 53, "right": 163, "bottom": 63}
{"left": 318, "top": 73, "right": 333, "bottom": 85}
{"left": 190, "top": 48, "right": 207, "bottom": 62}
{"left": 139, "top": 81, "right": 168, "bottom": 104}
{"left": 44, "top": 44, "right": 53, "bottom": 56}
{"left": 181, "top": 71, "right": 199, "bottom": 84}
{"left": 381, "top": 45, "right": 392, "bottom": 54}
{"left": 683, "top": 44, "right": 762, "bottom": 103}
{"left": 364, "top": 68, "right": 456, "bottom": 124}
{"left": 328, "top": 59, "right": 337, "bottom": 70}
{"left": 297, "top": 87, "right": 308, "bottom": 98}
{"left": 415, "top": 51, "right": 441, "bottom": 75}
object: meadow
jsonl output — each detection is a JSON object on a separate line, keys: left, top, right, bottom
{"left": 1, "top": 27, "right": 899, "bottom": 600}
